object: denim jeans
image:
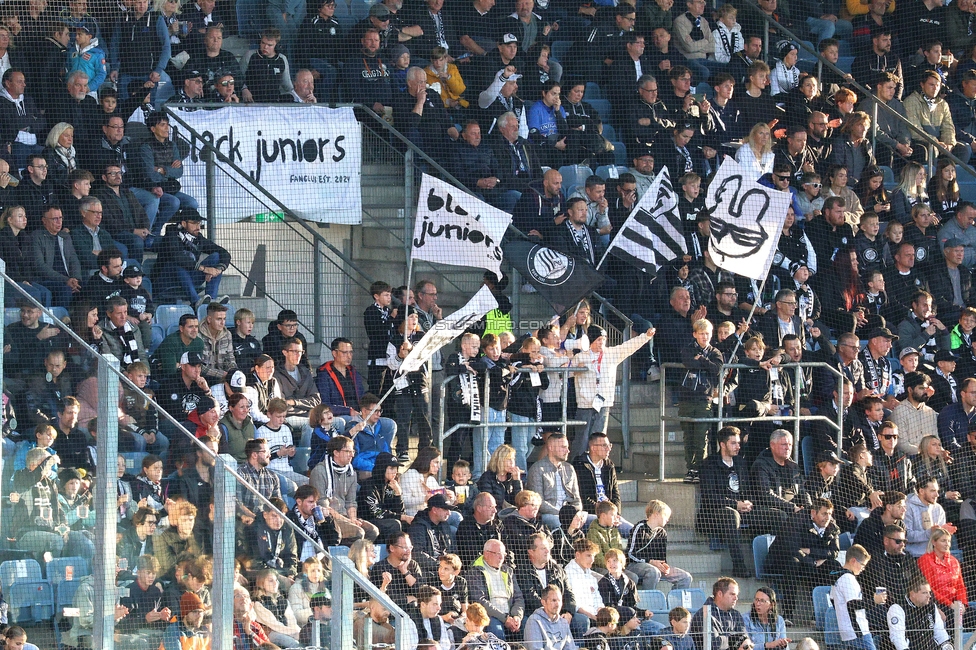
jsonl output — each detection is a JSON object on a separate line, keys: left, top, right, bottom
{"left": 119, "top": 71, "right": 174, "bottom": 104}
{"left": 37, "top": 279, "right": 75, "bottom": 308}
{"left": 509, "top": 413, "right": 536, "bottom": 472}
{"left": 129, "top": 430, "right": 170, "bottom": 456}
{"left": 114, "top": 231, "right": 146, "bottom": 263}
{"left": 129, "top": 188, "right": 182, "bottom": 234}
{"left": 572, "top": 407, "right": 608, "bottom": 460}
{"left": 845, "top": 634, "right": 877, "bottom": 650}
{"left": 166, "top": 251, "right": 223, "bottom": 302}
{"left": 480, "top": 407, "right": 506, "bottom": 475}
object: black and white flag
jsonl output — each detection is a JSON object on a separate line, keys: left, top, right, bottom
{"left": 705, "top": 158, "right": 791, "bottom": 281}
{"left": 597, "top": 167, "right": 686, "bottom": 272}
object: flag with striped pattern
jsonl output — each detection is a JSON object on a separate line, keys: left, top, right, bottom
{"left": 597, "top": 166, "right": 686, "bottom": 272}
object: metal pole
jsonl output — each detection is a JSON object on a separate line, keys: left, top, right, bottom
{"left": 793, "top": 364, "right": 802, "bottom": 463}
{"left": 621, "top": 320, "right": 632, "bottom": 459}
{"left": 404, "top": 149, "right": 415, "bottom": 294}
{"left": 871, "top": 101, "right": 879, "bottom": 154}
{"left": 313, "top": 238, "right": 323, "bottom": 346}
{"left": 212, "top": 454, "right": 237, "bottom": 650}
{"left": 204, "top": 146, "right": 217, "bottom": 243}
{"left": 836, "top": 370, "right": 845, "bottom": 455}
{"left": 332, "top": 557, "right": 356, "bottom": 650}
{"left": 660, "top": 364, "right": 667, "bottom": 481}
{"left": 954, "top": 601, "right": 963, "bottom": 650}
{"left": 703, "top": 599, "right": 713, "bottom": 650}
{"left": 479, "top": 372, "right": 491, "bottom": 477}
{"left": 0, "top": 261, "right": 4, "bottom": 532}
{"left": 511, "top": 268, "right": 522, "bottom": 332}
{"left": 94, "top": 354, "right": 120, "bottom": 650}
{"left": 561, "top": 367, "right": 569, "bottom": 438}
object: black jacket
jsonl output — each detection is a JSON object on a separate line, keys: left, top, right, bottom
{"left": 571, "top": 454, "right": 621, "bottom": 514}
{"left": 246, "top": 517, "right": 298, "bottom": 577}
{"left": 455, "top": 515, "right": 503, "bottom": 567}
{"left": 489, "top": 134, "right": 542, "bottom": 193}
{"left": 927, "top": 259, "right": 976, "bottom": 318}
{"left": 356, "top": 460, "right": 405, "bottom": 523}
{"left": 500, "top": 512, "right": 548, "bottom": 569}
{"left": 151, "top": 223, "right": 230, "bottom": 285}
{"left": 867, "top": 449, "right": 915, "bottom": 495}
{"left": 750, "top": 448, "right": 805, "bottom": 512}
{"left": 856, "top": 549, "right": 922, "bottom": 604}
{"left": 407, "top": 508, "right": 453, "bottom": 574}
{"left": 515, "top": 559, "right": 577, "bottom": 617}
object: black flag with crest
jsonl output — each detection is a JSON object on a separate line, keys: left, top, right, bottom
{"left": 503, "top": 240, "right": 607, "bottom": 314}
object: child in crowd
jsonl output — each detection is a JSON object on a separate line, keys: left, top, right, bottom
{"left": 662, "top": 607, "right": 695, "bottom": 650}
{"left": 99, "top": 86, "right": 118, "bottom": 115}
{"left": 626, "top": 499, "right": 694, "bottom": 591}
{"left": 853, "top": 212, "right": 882, "bottom": 278}
{"left": 677, "top": 173, "right": 705, "bottom": 230}
{"left": 120, "top": 264, "right": 154, "bottom": 345}
{"left": 506, "top": 336, "right": 548, "bottom": 472}
{"left": 430, "top": 553, "right": 468, "bottom": 626}
{"left": 259, "top": 398, "right": 307, "bottom": 489}
{"left": 68, "top": 23, "right": 106, "bottom": 97}
{"left": 443, "top": 459, "right": 480, "bottom": 518}
{"left": 598, "top": 548, "right": 665, "bottom": 634}
{"left": 363, "top": 280, "right": 396, "bottom": 396}
{"left": 881, "top": 220, "right": 904, "bottom": 268}
{"left": 476, "top": 333, "right": 510, "bottom": 473}
{"left": 230, "top": 308, "right": 263, "bottom": 370}
{"left": 390, "top": 44, "right": 411, "bottom": 92}
{"left": 770, "top": 41, "right": 800, "bottom": 96}
{"left": 307, "top": 404, "right": 340, "bottom": 472}
{"left": 712, "top": 4, "right": 743, "bottom": 64}
{"left": 797, "top": 172, "right": 824, "bottom": 221}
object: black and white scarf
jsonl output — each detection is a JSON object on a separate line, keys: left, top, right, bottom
{"left": 107, "top": 320, "right": 140, "bottom": 365}
{"left": 718, "top": 25, "right": 739, "bottom": 57}
{"left": 319, "top": 456, "right": 354, "bottom": 500}
{"left": 460, "top": 371, "right": 482, "bottom": 422}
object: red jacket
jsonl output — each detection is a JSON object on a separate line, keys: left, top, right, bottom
{"left": 918, "top": 551, "right": 968, "bottom": 607}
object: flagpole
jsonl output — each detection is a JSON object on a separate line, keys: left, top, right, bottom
{"left": 725, "top": 272, "right": 770, "bottom": 364}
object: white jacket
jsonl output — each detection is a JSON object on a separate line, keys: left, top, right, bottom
{"left": 572, "top": 334, "right": 652, "bottom": 410}
{"left": 712, "top": 22, "right": 743, "bottom": 64}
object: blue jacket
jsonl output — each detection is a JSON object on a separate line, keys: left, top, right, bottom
{"left": 758, "top": 173, "right": 804, "bottom": 217}
{"left": 527, "top": 100, "right": 566, "bottom": 141}
{"left": 349, "top": 419, "right": 391, "bottom": 473}
{"left": 937, "top": 402, "right": 976, "bottom": 450}
{"left": 68, "top": 41, "right": 107, "bottom": 92}
{"left": 315, "top": 361, "right": 366, "bottom": 416}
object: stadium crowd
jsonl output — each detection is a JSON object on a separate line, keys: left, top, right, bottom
{"left": 5, "top": 0, "right": 976, "bottom": 647}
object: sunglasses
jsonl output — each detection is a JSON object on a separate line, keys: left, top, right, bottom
{"left": 220, "top": 79, "right": 235, "bottom": 86}
{"left": 775, "top": 174, "right": 791, "bottom": 180}
{"left": 886, "top": 538, "right": 906, "bottom": 545}
{"left": 880, "top": 434, "right": 899, "bottom": 439}
{"left": 805, "top": 182, "right": 822, "bottom": 188}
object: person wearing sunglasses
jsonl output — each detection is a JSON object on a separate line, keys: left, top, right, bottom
{"left": 867, "top": 421, "right": 916, "bottom": 496}
{"left": 212, "top": 72, "right": 240, "bottom": 103}
{"left": 858, "top": 524, "right": 925, "bottom": 627}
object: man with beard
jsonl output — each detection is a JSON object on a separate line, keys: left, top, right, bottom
{"left": 342, "top": 28, "right": 392, "bottom": 116}
{"left": 238, "top": 438, "right": 283, "bottom": 522}
{"left": 186, "top": 25, "right": 243, "bottom": 90}
{"left": 936, "top": 376, "right": 976, "bottom": 450}
{"left": 726, "top": 34, "right": 762, "bottom": 84}
{"left": 857, "top": 72, "right": 912, "bottom": 168}
{"left": 96, "top": 163, "right": 152, "bottom": 263}
{"left": 806, "top": 111, "right": 835, "bottom": 174}
{"left": 49, "top": 71, "right": 101, "bottom": 148}
{"left": 774, "top": 126, "right": 817, "bottom": 189}
{"left": 851, "top": 25, "right": 902, "bottom": 100}
{"left": 294, "top": 0, "right": 343, "bottom": 92}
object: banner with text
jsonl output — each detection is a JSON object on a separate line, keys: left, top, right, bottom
{"left": 171, "top": 105, "right": 363, "bottom": 224}
{"left": 411, "top": 174, "right": 511, "bottom": 276}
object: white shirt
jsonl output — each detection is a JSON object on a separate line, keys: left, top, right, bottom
{"left": 258, "top": 423, "right": 294, "bottom": 473}
{"left": 564, "top": 560, "right": 604, "bottom": 616}
{"left": 887, "top": 601, "right": 949, "bottom": 650}
{"left": 832, "top": 572, "right": 870, "bottom": 641}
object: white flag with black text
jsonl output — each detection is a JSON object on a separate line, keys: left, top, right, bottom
{"left": 598, "top": 166, "right": 686, "bottom": 272}
{"left": 705, "top": 158, "right": 791, "bottom": 281}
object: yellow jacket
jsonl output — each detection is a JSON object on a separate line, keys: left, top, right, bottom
{"left": 425, "top": 64, "right": 468, "bottom": 108}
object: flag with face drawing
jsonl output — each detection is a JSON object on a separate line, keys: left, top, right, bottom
{"left": 705, "top": 158, "right": 791, "bottom": 280}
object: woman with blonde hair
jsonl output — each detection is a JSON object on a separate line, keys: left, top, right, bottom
{"left": 252, "top": 567, "right": 302, "bottom": 648}
{"left": 348, "top": 539, "right": 389, "bottom": 606}
{"left": 477, "top": 443, "right": 523, "bottom": 512}
{"left": 735, "top": 123, "right": 775, "bottom": 181}
{"left": 0, "top": 205, "right": 51, "bottom": 306}
{"left": 891, "top": 162, "right": 929, "bottom": 224}
{"left": 917, "top": 528, "right": 970, "bottom": 623}
{"left": 43, "top": 122, "right": 76, "bottom": 189}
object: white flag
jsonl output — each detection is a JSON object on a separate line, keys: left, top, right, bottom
{"left": 705, "top": 158, "right": 790, "bottom": 280}
{"left": 412, "top": 174, "right": 512, "bottom": 276}
{"left": 397, "top": 285, "right": 499, "bottom": 375}
{"left": 598, "top": 166, "right": 686, "bottom": 272}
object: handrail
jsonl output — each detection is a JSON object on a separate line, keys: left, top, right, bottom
{"left": 162, "top": 104, "right": 378, "bottom": 288}
{"left": 0, "top": 267, "right": 332, "bottom": 561}
{"left": 332, "top": 555, "right": 408, "bottom": 650}
{"left": 743, "top": 0, "right": 976, "bottom": 180}
{"left": 658, "top": 361, "right": 845, "bottom": 481}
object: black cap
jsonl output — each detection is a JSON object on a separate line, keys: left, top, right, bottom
{"left": 427, "top": 494, "right": 455, "bottom": 511}
{"left": 935, "top": 349, "right": 959, "bottom": 363}
{"left": 194, "top": 395, "right": 216, "bottom": 416}
{"left": 374, "top": 451, "right": 401, "bottom": 469}
{"left": 587, "top": 325, "right": 607, "bottom": 341}
{"left": 180, "top": 207, "right": 204, "bottom": 223}
{"left": 123, "top": 264, "right": 144, "bottom": 279}
{"left": 180, "top": 351, "right": 205, "bottom": 365}
{"left": 616, "top": 606, "right": 638, "bottom": 622}
{"left": 867, "top": 327, "right": 898, "bottom": 341}
{"left": 182, "top": 68, "right": 204, "bottom": 83}
{"left": 817, "top": 450, "right": 844, "bottom": 465}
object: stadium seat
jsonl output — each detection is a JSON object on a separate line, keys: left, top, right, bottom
{"left": 377, "top": 544, "right": 389, "bottom": 561}
{"left": 550, "top": 41, "right": 572, "bottom": 63}
{"left": 0, "top": 559, "right": 55, "bottom": 624}
{"left": 812, "top": 585, "right": 844, "bottom": 647}
{"left": 560, "top": 164, "right": 593, "bottom": 196}
{"left": 601, "top": 124, "right": 617, "bottom": 142}
{"left": 55, "top": 578, "right": 83, "bottom": 614}
{"left": 753, "top": 534, "right": 782, "bottom": 583}
{"left": 612, "top": 142, "right": 628, "bottom": 166}
{"left": 41, "top": 307, "right": 69, "bottom": 325}
{"left": 880, "top": 166, "right": 895, "bottom": 188}
{"left": 837, "top": 57, "right": 855, "bottom": 74}
{"left": 585, "top": 82, "right": 604, "bottom": 100}
{"left": 801, "top": 435, "right": 816, "bottom": 476}
{"left": 637, "top": 589, "right": 669, "bottom": 615}
{"left": 46, "top": 557, "right": 90, "bottom": 585}
{"left": 587, "top": 99, "right": 613, "bottom": 123}
{"left": 4, "top": 308, "right": 20, "bottom": 326}
{"left": 293, "top": 446, "right": 311, "bottom": 474}
{"left": 667, "top": 588, "right": 706, "bottom": 612}
{"left": 154, "top": 304, "right": 194, "bottom": 336}
{"left": 121, "top": 452, "right": 149, "bottom": 476}
{"left": 596, "top": 165, "right": 628, "bottom": 180}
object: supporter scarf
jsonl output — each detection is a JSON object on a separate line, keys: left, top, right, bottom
{"left": 54, "top": 145, "right": 77, "bottom": 174}
{"left": 939, "top": 368, "right": 958, "bottom": 403}
{"left": 566, "top": 221, "right": 593, "bottom": 263}
{"left": 108, "top": 320, "right": 140, "bottom": 365}
{"left": 685, "top": 12, "right": 704, "bottom": 40}
{"left": 320, "top": 456, "right": 354, "bottom": 500}
{"left": 460, "top": 372, "right": 482, "bottom": 422}
{"left": 718, "top": 25, "right": 738, "bottom": 57}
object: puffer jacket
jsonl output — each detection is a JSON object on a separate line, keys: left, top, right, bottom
{"left": 356, "top": 455, "right": 404, "bottom": 523}
{"left": 198, "top": 321, "right": 236, "bottom": 382}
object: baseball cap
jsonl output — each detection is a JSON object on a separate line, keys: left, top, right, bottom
{"left": 899, "top": 347, "right": 920, "bottom": 360}
{"left": 499, "top": 32, "right": 518, "bottom": 44}
{"left": 228, "top": 369, "right": 246, "bottom": 392}
{"left": 180, "top": 207, "right": 204, "bottom": 223}
{"left": 935, "top": 349, "right": 959, "bottom": 363}
{"left": 587, "top": 325, "right": 607, "bottom": 341}
{"left": 180, "top": 351, "right": 205, "bottom": 365}
{"left": 194, "top": 395, "right": 216, "bottom": 416}
{"left": 867, "top": 327, "right": 898, "bottom": 341}
{"left": 123, "top": 264, "right": 144, "bottom": 279}
{"left": 182, "top": 68, "right": 204, "bottom": 82}
{"left": 944, "top": 237, "right": 965, "bottom": 248}
{"left": 369, "top": 3, "right": 391, "bottom": 18}
{"left": 817, "top": 450, "right": 844, "bottom": 465}
{"left": 427, "top": 494, "right": 455, "bottom": 511}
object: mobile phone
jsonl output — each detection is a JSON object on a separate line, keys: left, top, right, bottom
{"left": 691, "top": 93, "right": 706, "bottom": 103}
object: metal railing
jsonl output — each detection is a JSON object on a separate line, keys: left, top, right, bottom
{"left": 436, "top": 365, "right": 588, "bottom": 478}
{"left": 745, "top": 0, "right": 976, "bottom": 178}
{"left": 657, "top": 361, "right": 845, "bottom": 481}
{"left": 0, "top": 260, "right": 403, "bottom": 649}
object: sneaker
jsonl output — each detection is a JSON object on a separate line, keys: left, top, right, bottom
{"left": 397, "top": 452, "right": 411, "bottom": 463}
{"left": 646, "top": 366, "right": 661, "bottom": 382}
{"left": 683, "top": 469, "right": 699, "bottom": 484}
{"left": 194, "top": 294, "right": 212, "bottom": 309}
{"left": 216, "top": 294, "right": 231, "bottom": 304}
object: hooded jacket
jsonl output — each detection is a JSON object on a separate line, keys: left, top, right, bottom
{"left": 407, "top": 507, "right": 452, "bottom": 574}
{"left": 198, "top": 320, "right": 236, "bottom": 382}
{"left": 523, "top": 607, "right": 575, "bottom": 650}
{"left": 356, "top": 456, "right": 404, "bottom": 523}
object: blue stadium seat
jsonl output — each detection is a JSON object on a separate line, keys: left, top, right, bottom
{"left": 880, "top": 166, "right": 895, "bottom": 187}
{"left": 596, "top": 165, "right": 628, "bottom": 180}
{"left": 813, "top": 585, "right": 844, "bottom": 647}
{"left": 667, "top": 588, "right": 706, "bottom": 612}
{"left": 154, "top": 304, "right": 194, "bottom": 335}
{"left": 41, "top": 307, "right": 69, "bottom": 325}
{"left": 801, "top": 435, "right": 816, "bottom": 476}
{"left": 0, "top": 559, "right": 55, "bottom": 624}
{"left": 4, "top": 308, "right": 20, "bottom": 326}
{"left": 150, "top": 324, "right": 165, "bottom": 353}
{"left": 960, "top": 182, "right": 976, "bottom": 203}
{"left": 585, "top": 82, "right": 604, "bottom": 100}
{"left": 601, "top": 124, "right": 617, "bottom": 142}
{"left": 121, "top": 452, "right": 149, "bottom": 476}
{"left": 637, "top": 589, "right": 669, "bottom": 613}
{"left": 46, "top": 557, "right": 90, "bottom": 585}
{"left": 612, "top": 142, "right": 628, "bottom": 166}
{"left": 550, "top": 41, "right": 572, "bottom": 63}
{"left": 329, "top": 546, "right": 350, "bottom": 557}
{"left": 377, "top": 544, "right": 389, "bottom": 561}
{"left": 559, "top": 164, "right": 593, "bottom": 196}
{"left": 587, "top": 99, "right": 613, "bottom": 123}
{"left": 55, "top": 578, "right": 83, "bottom": 614}
{"left": 837, "top": 57, "right": 855, "bottom": 74}
{"left": 753, "top": 534, "right": 782, "bottom": 582}
{"left": 293, "top": 447, "right": 311, "bottom": 474}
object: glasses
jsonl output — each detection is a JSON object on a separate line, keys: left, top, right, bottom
{"left": 778, "top": 300, "right": 797, "bottom": 306}
{"left": 84, "top": 209, "right": 103, "bottom": 214}
{"left": 677, "top": 77, "right": 692, "bottom": 82}
{"left": 44, "top": 215, "right": 63, "bottom": 221}
{"left": 394, "top": 544, "right": 413, "bottom": 551}
{"left": 721, "top": 291, "right": 738, "bottom": 297}
{"left": 220, "top": 79, "right": 235, "bottom": 86}
{"left": 880, "top": 434, "right": 899, "bottom": 439}
{"left": 31, "top": 164, "right": 48, "bottom": 169}
{"left": 805, "top": 182, "right": 822, "bottom": 188}
{"left": 335, "top": 348, "right": 353, "bottom": 355}
{"left": 340, "top": 448, "right": 355, "bottom": 454}
{"left": 144, "top": 520, "right": 158, "bottom": 526}
{"left": 284, "top": 348, "right": 304, "bottom": 354}
{"left": 887, "top": 538, "right": 906, "bottom": 545}
{"left": 640, "top": 86, "right": 658, "bottom": 93}
{"left": 775, "top": 175, "right": 791, "bottom": 181}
